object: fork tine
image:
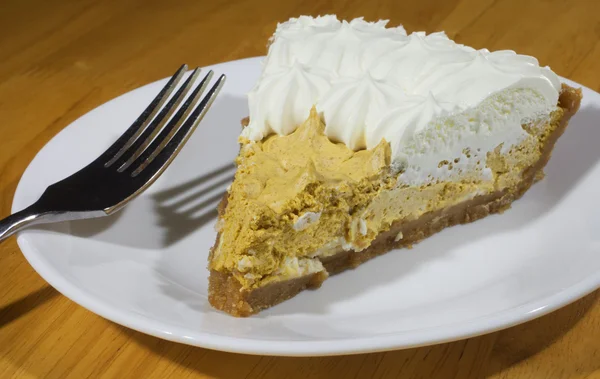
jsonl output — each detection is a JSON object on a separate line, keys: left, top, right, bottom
{"left": 130, "top": 74, "right": 226, "bottom": 179}
{"left": 125, "top": 70, "right": 215, "bottom": 176}
{"left": 102, "top": 64, "right": 188, "bottom": 167}
{"left": 114, "top": 68, "right": 202, "bottom": 172}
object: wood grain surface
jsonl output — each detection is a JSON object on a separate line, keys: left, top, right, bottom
{"left": 1, "top": 0, "right": 600, "bottom": 378}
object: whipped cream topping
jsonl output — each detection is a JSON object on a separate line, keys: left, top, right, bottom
{"left": 242, "top": 15, "right": 561, "bottom": 184}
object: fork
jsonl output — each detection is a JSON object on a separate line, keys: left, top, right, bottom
{"left": 0, "top": 64, "right": 225, "bottom": 242}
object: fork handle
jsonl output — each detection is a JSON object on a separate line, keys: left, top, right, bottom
{"left": 0, "top": 204, "right": 46, "bottom": 242}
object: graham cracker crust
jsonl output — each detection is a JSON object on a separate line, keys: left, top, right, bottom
{"left": 208, "top": 84, "right": 582, "bottom": 317}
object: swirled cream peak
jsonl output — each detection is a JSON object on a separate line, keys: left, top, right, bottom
{"left": 320, "top": 74, "right": 403, "bottom": 150}
{"left": 242, "top": 15, "right": 561, "bottom": 183}
{"left": 247, "top": 62, "right": 331, "bottom": 137}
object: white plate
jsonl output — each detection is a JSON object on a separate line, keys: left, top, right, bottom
{"left": 12, "top": 57, "right": 600, "bottom": 356}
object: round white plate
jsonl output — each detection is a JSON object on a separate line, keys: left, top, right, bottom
{"left": 12, "top": 57, "right": 600, "bottom": 356}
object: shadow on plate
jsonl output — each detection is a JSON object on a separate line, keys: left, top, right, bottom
{"left": 152, "top": 166, "right": 233, "bottom": 246}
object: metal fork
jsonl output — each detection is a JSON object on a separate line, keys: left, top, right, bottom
{"left": 0, "top": 64, "right": 225, "bottom": 242}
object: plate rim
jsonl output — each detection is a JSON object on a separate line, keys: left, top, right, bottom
{"left": 12, "top": 57, "right": 600, "bottom": 356}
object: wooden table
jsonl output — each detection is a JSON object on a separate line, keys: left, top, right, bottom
{"left": 1, "top": 0, "right": 599, "bottom": 377}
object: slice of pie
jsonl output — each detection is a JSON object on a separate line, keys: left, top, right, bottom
{"left": 208, "top": 15, "right": 582, "bottom": 316}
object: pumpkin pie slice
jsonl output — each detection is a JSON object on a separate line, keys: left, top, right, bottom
{"left": 208, "top": 15, "right": 582, "bottom": 316}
